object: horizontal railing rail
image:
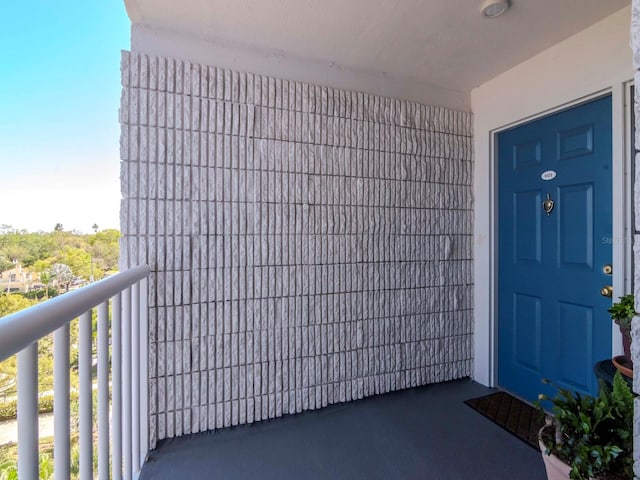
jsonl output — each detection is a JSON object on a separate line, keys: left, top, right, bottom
{"left": 0, "top": 264, "right": 151, "bottom": 480}
{"left": 0, "top": 264, "right": 151, "bottom": 362}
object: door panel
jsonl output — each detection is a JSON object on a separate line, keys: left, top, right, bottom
{"left": 514, "top": 191, "right": 542, "bottom": 264}
{"left": 558, "top": 125, "right": 593, "bottom": 160}
{"left": 514, "top": 139, "right": 543, "bottom": 168}
{"left": 558, "top": 184, "right": 593, "bottom": 269}
{"left": 513, "top": 293, "right": 542, "bottom": 372}
{"left": 557, "top": 301, "right": 593, "bottom": 391}
{"left": 498, "top": 95, "right": 612, "bottom": 402}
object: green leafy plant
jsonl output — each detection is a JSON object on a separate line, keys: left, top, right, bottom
{"left": 0, "top": 459, "right": 17, "bottom": 480}
{"left": 537, "top": 372, "right": 634, "bottom": 480}
{"left": 0, "top": 392, "right": 78, "bottom": 421}
{"left": 0, "top": 454, "right": 54, "bottom": 480}
{"left": 608, "top": 294, "right": 636, "bottom": 331}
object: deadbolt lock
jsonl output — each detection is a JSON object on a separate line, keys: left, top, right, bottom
{"left": 600, "top": 285, "right": 613, "bottom": 298}
{"left": 603, "top": 264, "right": 613, "bottom": 275}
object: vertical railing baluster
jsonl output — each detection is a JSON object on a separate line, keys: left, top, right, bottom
{"left": 79, "top": 310, "right": 93, "bottom": 479}
{"left": 0, "top": 266, "right": 150, "bottom": 480}
{"left": 17, "top": 342, "right": 39, "bottom": 479}
{"left": 122, "top": 287, "right": 132, "bottom": 480}
{"left": 97, "top": 301, "right": 110, "bottom": 480}
{"left": 112, "top": 293, "right": 123, "bottom": 480}
{"left": 139, "top": 277, "right": 149, "bottom": 470}
{"left": 0, "top": 266, "right": 151, "bottom": 480}
{"left": 54, "top": 323, "right": 71, "bottom": 479}
{"left": 132, "top": 281, "right": 140, "bottom": 472}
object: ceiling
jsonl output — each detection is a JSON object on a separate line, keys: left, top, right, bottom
{"left": 124, "top": 0, "right": 630, "bottom": 93}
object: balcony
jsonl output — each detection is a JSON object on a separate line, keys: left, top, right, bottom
{"left": 2, "top": 1, "right": 638, "bottom": 477}
{"left": 140, "top": 379, "right": 545, "bottom": 479}
{"left": 0, "top": 271, "right": 546, "bottom": 478}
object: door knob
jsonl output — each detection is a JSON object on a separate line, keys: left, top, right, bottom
{"left": 600, "top": 285, "right": 613, "bottom": 298}
{"left": 603, "top": 264, "right": 612, "bottom": 275}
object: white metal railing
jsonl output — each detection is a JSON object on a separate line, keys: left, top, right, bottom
{"left": 0, "top": 264, "right": 151, "bottom": 480}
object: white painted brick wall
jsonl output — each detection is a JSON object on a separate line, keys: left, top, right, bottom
{"left": 120, "top": 50, "right": 474, "bottom": 447}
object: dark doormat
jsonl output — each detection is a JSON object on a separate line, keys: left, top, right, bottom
{"left": 464, "top": 391, "right": 544, "bottom": 450}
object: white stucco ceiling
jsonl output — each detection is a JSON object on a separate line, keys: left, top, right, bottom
{"left": 123, "top": 0, "right": 630, "bottom": 93}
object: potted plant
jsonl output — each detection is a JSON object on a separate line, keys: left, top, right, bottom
{"left": 608, "top": 294, "right": 635, "bottom": 375}
{"left": 537, "top": 372, "right": 633, "bottom": 480}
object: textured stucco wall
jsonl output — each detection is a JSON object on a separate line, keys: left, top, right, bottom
{"left": 119, "top": 51, "right": 474, "bottom": 446}
{"left": 632, "top": 2, "right": 640, "bottom": 477}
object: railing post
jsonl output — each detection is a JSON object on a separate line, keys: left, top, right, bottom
{"left": 122, "top": 287, "right": 132, "bottom": 480}
{"left": 139, "top": 276, "right": 149, "bottom": 469}
{"left": 54, "top": 323, "right": 71, "bottom": 479}
{"left": 112, "top": 293, "right": 123, "bottom": 480}
{"left": 79, "top": 310, "right": 93, "bottom": 479}
{"left": 17, "top": 342, "right": 39, "bottom": 479}
{"left": 97, "top": 300, "right": 110, "bottom": 480}
{"left": 132, "top": 281, "right": 140, "bottom": 472}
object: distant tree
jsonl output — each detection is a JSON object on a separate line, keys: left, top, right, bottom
{"left": 54, "top": 223, "right": 63, "bottom": 232}
{"left": 33, "top": 258, "right": 52, "bottom": 274}
{"left": 0, "top": 254, "right": 13, "bottom": 274}
{"left": 89, "top": 229, "right": 120, "bottom": 273}
{"left": 0, "top": 294, "right": 35, "bottom": 318}
{"left": 1, "top": 240, "right": 27, "bottom": 264}
{"left": 39, "top": 269, "right": 51, "bottom": 286}
{"left": 50, "top": 263, "right": 73, "bottom": 292}
{"left": 33, "top": 260, "right": 53, "bottom": 300}
{"left": 56, "top": 246, "right": 100, "bottom": 280}
{"left": 0, "top": 228, "right": 120, "bottom": 285}
{"left": 0, "top": 229, "right": 57, "bottom": 267}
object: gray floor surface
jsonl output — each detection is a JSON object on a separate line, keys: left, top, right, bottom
{"left": 140, "top": 379, "right": 546, "bottom": 479}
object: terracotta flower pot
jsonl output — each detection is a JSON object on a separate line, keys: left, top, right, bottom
{"left": 538, "top": 426, "right": 571, "bottom": 480}
{"left": 620, "top": 325, "right": 631, "bottom": 363}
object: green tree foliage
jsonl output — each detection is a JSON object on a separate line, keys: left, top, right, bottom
{"left": 89, "top": 229, "right": 120, "bottom": 272}
{"left": 0, "top": 296, "right": 36, "bottom": 398}
{"left": 0, "top": 237, "right": 27, "bottom": 265}
{"left": 32, "top": 258, "right": 52, "bottom": 274}
{"left": 0, "top": 294, "right": 35, "bottom": 318}
{"left": 0, "top": 229, "right": 56, "bottom": 267}
{"left": 0, "top": 226, "right": 119, "bottom": 282}
{"left": 0, "top": 226, "right": 119, "bottom": 414}
{"left": 56, "top": 247, "right": 96, "bottom": 279}
{"left": 0, "top": 255, "right": 13, "bottom": 275}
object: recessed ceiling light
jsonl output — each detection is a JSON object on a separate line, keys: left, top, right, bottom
{"left": 481, "top": 0, "right": 510, "bottom": 18}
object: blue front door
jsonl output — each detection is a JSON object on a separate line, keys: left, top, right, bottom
{"left": 498, "top": 95, "right": 613, "bottom": 402}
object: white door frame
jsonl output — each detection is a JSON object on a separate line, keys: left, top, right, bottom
{"left": 475, "top": 84, "right": 631, "bottom": 387}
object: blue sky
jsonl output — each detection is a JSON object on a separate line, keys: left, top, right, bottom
{"left": 0, "top": 2, "right": 130, "bottom": 233}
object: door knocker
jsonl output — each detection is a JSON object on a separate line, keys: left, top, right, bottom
{"left": 542, "top": 193, "right": 554, "bottom": 216}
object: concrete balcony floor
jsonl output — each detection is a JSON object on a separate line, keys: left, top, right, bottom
{"left": 140, "top": 380, "right": 546, "bottom": 479}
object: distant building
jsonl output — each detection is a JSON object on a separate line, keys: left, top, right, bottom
{"left": 0, "top": 262, "right": 34, "bottom": 293}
